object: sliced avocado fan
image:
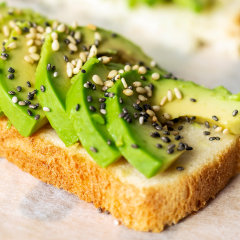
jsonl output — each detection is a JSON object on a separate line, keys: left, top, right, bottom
{"left": 66, "top": 58, "right": 121, "bottom": 167}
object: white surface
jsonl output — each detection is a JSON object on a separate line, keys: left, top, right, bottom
{"left": 1, "top": 0, "right": 240, "bottom": 239}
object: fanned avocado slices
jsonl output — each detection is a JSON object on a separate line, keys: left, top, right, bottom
{"left": 0, "top": 19, "right": 49, "bottom": 136}
{"left": 106, "top": 69, "right": 185, "bottom": 178}
{"left": 36, "top": 23, "right": 163, "bottom": 146}
{"left": 66, "top": 58, "right": 121, "bottom": 167}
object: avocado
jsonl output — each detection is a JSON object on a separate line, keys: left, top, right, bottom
{"left": 106, "top": 70, "right": 184, "bottom": 178}
{"left": 151, "top": 78, "right": 240, "bottom": 134}
{"left": 66, "top": 58, "right": 121, "bottom": 166}
{"left": 36, "top": 23, "right": 164, "bottom": 146}
{"left": 0, "top": 28, "right": 47, "bottom": 136}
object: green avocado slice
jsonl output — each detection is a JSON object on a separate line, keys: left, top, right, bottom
{"left": 106, "top": 70, "right": 184, "bottom": 178}
{"left": 66, "top": 58, "right": 121, "bottom": 167}
{"left": 0, "top": 29, "right": 47, "bottom": 136}
{"left": 151, "top": 78, "right": 240, "bottom": 134}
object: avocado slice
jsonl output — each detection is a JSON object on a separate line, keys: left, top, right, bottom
{"left": 66, "top": 58, "right": 121, "bottom": 167}
{"left": 0, "top": 28, "right": 47, "bottom": 136}
{"left": 151, "top": 78, "right": 240, "bottom": 134}
{"left": 36, "top": 23, "right": 164, "bottom": 146}
{"left": 106, "top": 70, "right": 184, "bottom": 178}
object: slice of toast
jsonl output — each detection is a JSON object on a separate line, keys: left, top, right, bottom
{"left": 0, "top": 116, "right": 239, "bottom": 232}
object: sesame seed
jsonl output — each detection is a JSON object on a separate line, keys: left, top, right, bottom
{"left": 152, "top": 72, "right": 160, "bottom": 80}
{"left": 136, "top": 87, "right": 146, "bottom": 94}
{"left": 131, "top": 144, "right": 139, "bottom": 149}
{"left": 176, "top": 166, "right": 184, "bottom": 171}
{"left": 138, "top": 95, "right": 147, "bottom": 102}
{"left": 146, "top": 109, "right": 155, "bottom": 117}
{"left": 3, "top": 25, "right": 9, "bottom": 37}
{"left": 124, "top": 65, "right": 131, "bottom": 72}
{"left": 73, "top": 104, "right": 79, "bottom": 112}
{"left": 223, "top": 129, "right": 229, "bottom": 134}
{"left": 34, "top": 114, "right": 40, "bottom": 120}
{"left": 138, "top": 66, "right": 147, "bottom": 75}
{"left": 174, "top": 88, "right": 182, "bottom": 99}
{"left": 7, "top": 73, "right": 14, "bottom": 79}
{"left": 8, "top": 91, "right": 15, "bottom": 95}
{"left": 160, "top": 96, "right": 167, "bottom": 106}
{"left": 18, "top": 101, "right": 26, "bottom": 106}
{"left": 94, "top": 32, "right": 102, "bottom": 41}
{"left": 212, "top": 115, "right": 219, "bottom": 121}
{"left": 152, "top": 105, "right": 160, "bottom": 112}
{"left": 7, "top": 41, "right": 17, "bottom": 50}
{"left": 68, "top": 43, "right": 78, "bottom": 52}
{"left": 167, "top": 90, "right": 173, "bottom": 101}
{"left": 92, "top": 74, "right": 103, "bottom": 86}
{"left": 139, "top": 116, "right": 144, "bottom": 125}
{"left": 88, "top": 45, "right": 97, "bottom": 58}
{"left": 100, "top": 109, "right": 107, "bottom": 115}
{"left": 57, "top": 23, "right": 65, "bottom": 32}
{"left": 123, "top": 89, "right": 133, "bottom": 96}
{"left": 190, "top": 98, "right": 197, "bottom": 102}
{"left": 121, "top": 78, "right": 128, "bottom": 88}
{"left": 43, "top": 107, "right": 50, "bottom": 112}
{"left": 52, "top": 39, "right": 60, "bottom": 51}
{"left": 163, "top": 113, "right": 171, "bottom": 120}
{"left": 40, "top": 85, "right": 45, "bottom": 92}
{"left": 150, "top": 60, "right": 157, "bottom": 67}
{"left": 26, "top": 39, "right": 34, "bottom": 47}
{"left": 107, "top": 70, "right": 118, "bottom": 79}
{"left": 100, "top": 56, "right": 112, "bottom": 64}
{"left": 90, "top": 146, "right": 98, "bottom": 153}
{"left": 215, "top": 126, "right": 222, "bottom": 132}
{"left": 30, "top": 53, "right": 40, "bottom": 61}
{"left": 232, "top": 110, "right": 238, "bottom": 117}
{"left": 28, "top": 46, "right": 37, "bottom": 54}
{"left": 133, "top": 81, "right": 141, "bottom": 87}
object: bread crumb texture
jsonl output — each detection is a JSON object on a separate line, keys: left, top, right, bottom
{"left": 0, "top": 117, "right": 239, "bottom": 232}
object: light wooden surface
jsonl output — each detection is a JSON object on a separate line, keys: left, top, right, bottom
{"left": 1, "top": 0, "right": 240, "bottom": 239}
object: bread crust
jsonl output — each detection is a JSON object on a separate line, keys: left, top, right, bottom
{"left": 0, "top": 116, "right": 238, "bottom": 232}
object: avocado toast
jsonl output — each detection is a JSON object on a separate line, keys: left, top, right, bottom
{"left": 0, "top": 3, "right": 240, "bottom": 233}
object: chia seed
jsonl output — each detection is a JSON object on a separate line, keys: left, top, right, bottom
{"left": 176, "top": 166, "right": 184, "bottom": 171}
{"left": 34, "top": 114, "right": 40, "bottom": 120}
{"left": 150, "top": 132, "right": 160, "bottom": 138}
{"left": 205, "top": 121, "right": 210, "bottom": 128}
{"left": 131, "top": 144, "right": 139, "bottom": 149}
{"left": 90, "top": 147, "right": 98, "bottom": 153}
{"left": 7, "top": 73, "right": 14, "bottom": 79}
{"left": 8, "top": 91, "right": 15, "bottom": 95}
{"left": 190, "top": 98, "right": 197, "bottom": 102}
{"left": 75, "top": 104, "right": 80, "bottom": 111}
{"left": 26, "top": 81, "right": 31, "bottom": 87}
{"left": 27, "top": 109, "right": 33, "bottom": 116}
{"left": 40, "top": 85, "right": 45, "bottom": 92}
{"left": 81, "top": 69, "right": 86, "bottom": 73}
{"left": 99, "top": 98, "right": 106, "bottom": 103}
{"left": 203, "top": 131, "right": 210, "bottom": 135}
{"left": 87, "top": 96, "right": 93, "bottom": 102}
{"left": 161, "top": 136, "right": 171, "bottom": 143}
{"left": 178, "top": 125, "right": 183, "bottom": 131}
{"left": 212, "top": 115, "right": 219, "bottom": 121}
{"left": 156, "top": 143, "right": 162, "bottom": 149}
{"left": 8, "top": 67, "right": 15, "bottom": 73}
{"left": 89, "top": 106, "right": 96, "bottom": 112}
{"left": 47, "top": 63, "right": 52, "bottom": 71}
{"left": 16, "top": 86, "right": 22, "bottom": 92}
{"left": 232, "top": 110, "right": 238, "bottom": 117}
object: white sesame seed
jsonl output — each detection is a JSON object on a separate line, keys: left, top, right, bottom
{"left": 100, "top": 56, "right": 112, "bottom": 64}
{"left": 152, "top": 72, "right": 160, "bottom": 81}
{"left": 74, "top": 31, "right": 81, "bottom": 40}
{"left": 37, "top": 26, "right": 44, "bottom": 33}
{"left": 114, "top": 219, "right": 120, "bottom": 226}
{"left": 79, "top": 52, "right": 87, "bottom": 62}
{"left": 24, "top": 55, "right": 34, "bottom": 64}
{"left": 124, "top": 65, "right": 131, "bottom": 72}
{"left": 92, "top": 74, "right": 103, "bottom": 85}
{"left": 133, "top": 81, "right": 142, "bottom": 87}
{"left": 30, "top": 27, "right": 37, "bottom": 34}
{"left": 26, "top": 39, "right": 34, "bottom": 47}
{"left": 76, "top": 59, "right": 83, "bottom": 69}
{"left": 45, "top": 26, "right": 52, "bottom": 34}
{"left": 100, "top": 109, "right": 107, "bottom": 115}
{"left": 136, "top": 87, "right": 146, "bottom": 94}
{"left": 139, "top": 116, "right": 144, "bottom": 125}
{"left": 53, "top": 72, "right": 58, "bottom": 78}
{"left": 152, "top": 105, "right": 160, "bottom": 112}
{"left": 138, "top": 95, "right": 148, "bottom": 102}
{"left": 36, "top": 33, "right": 43, "bottom": 40}
{"left": 102, "top": 86, "right": 108, "bottom": 91}
{"left": 14, "top": 26, "right": 21, "bottom": 35}
{"left": 121, "top": 78, "right": 128, "bottom": 88}
{"left": 35, "top": 40, "right": 42, "bottom": 46}
{"left": 43, "top": 107, "right": 50, "bottom": 112}
{"left": 138, "top": 66, "right": 147, "bottom": 75}
{"left": 30, "top": 53, "right": 40, "bottom": 61}
{"left": 152, "top": 116, "right": 158, "bottom": 122}
{"left": 52, "top": 21, "right": 59, "bottom": 29}
{"left": 12, "top": 96, "right": 18, "bottom": 103}
{"left": 8, "top": 20, "right": 16, "bottom": 29}
{"left": 88, "top": 45, "right": 97, "bottom": 58}
{"left": 174, "top": 88, "right": 182, "bottom": 99}
{"left": 7, "top": 42, "right": 17, "bottom": 50}
{"left": 104, "top": 80, "right": 114, "bottom": 88}
{"left": 160, "top": 96, "right": 167, "bottom": 106}
{"left": 67, "top": 62, "right": 74, "bottom": 69}
{"left": 67, "top": 35, "right": 76, "bottom": 44}
{"left": 67, "top": 67, "right": 73, "bottom": 78}
{"left": 57, "top": 23, "right": 65, "bottom": 32}
{"left": 71, "top": 60, "right": 76, "bottom": 67}
{"left": 108, "top": 70, "right": 118, "bottom": 79}
{"left": 167, "top": 90, "right": 173, "bottom": 102}
{"left": 3, "top": 25, "right": 9, "bottom": 37}
{"left": 150, "top": 60, "right": 157, "bottom": 67}
{"left": 71, "top": 21, "right": 78, "bottom": 29}
{"left": 94, "top": 32, "right": 102, "bottom": 41}
{"left": 73, "top": 67, "right": 80, "bottom": 75}
{"left": 68, "top": 43, "right": 78, "bottom": 52}
{"left": 118, "top": 69, "right": 124, "bottom": 74}
{"left": 215, "top": 126, "right": 223, "bottom": 132}
{"left": 146, "top": 109, "right": 155, "bottom": 116}
{"left": 144, "top": 86, "right": 152, "bottom": 97}
{"left": 18, "top": 101, "right": 26, "bottom": 106}
{"left": 163, "top": 113, "right": 171, "bottom": 120}
{"left": 51, "top": 32, "right": 58, "bottom": 40}
{"left": 123, "top": 89, "right": 133, "bottom": 96}
{"left": 52, "top": 39, "right": 60, "bottom": 51}
{"left": 132, "top": 65, "right": 139, "bottom": 70}
{"left": 115, "top": 74, "right": 120, "bottom": 80}
{"left": 223, "top": 129, "right": 229, "bottom": 134}
{"left": 26, "top": 33, "right": 36, "bottom": 39}
{"left": 28, "top": 46, "right": 37, "bottom": 54}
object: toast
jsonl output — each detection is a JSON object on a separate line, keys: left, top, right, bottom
{"left": 0, "top": 116, "right": 239, "bottom": 232}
